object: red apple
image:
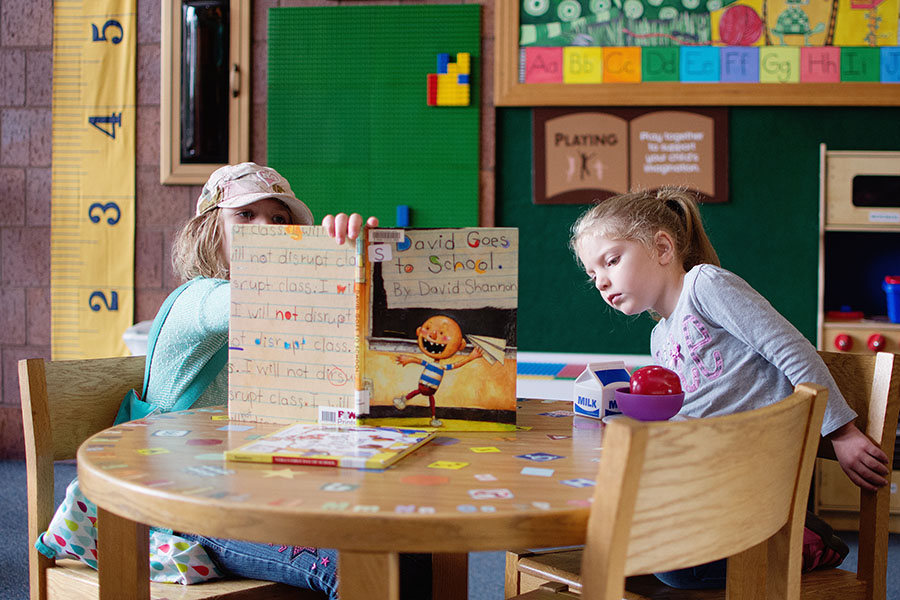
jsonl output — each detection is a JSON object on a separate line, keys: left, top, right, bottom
{"left": 630, "top": 366, "right": 682, "bottom": 395}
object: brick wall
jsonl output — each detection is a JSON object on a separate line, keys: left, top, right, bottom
{"left": 0, "top": 0, "right": 495, "bottom": 458}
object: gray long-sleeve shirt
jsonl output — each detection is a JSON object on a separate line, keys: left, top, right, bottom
{"left": 650, "top": 264, "right": 856, "bottom": 436}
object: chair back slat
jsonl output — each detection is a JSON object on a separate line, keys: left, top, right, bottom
{"left": 19, "top": 356, "right": 144, "bottom": 600}
{"left": 581, "top": 384, "right": 828, "bottom": 600}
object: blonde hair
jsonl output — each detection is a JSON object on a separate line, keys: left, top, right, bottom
{"left": 570, "top": 186, "right": 720, "bottom": 271}
{"left": 172, "top": 210, "right": 229, "bottom": 281}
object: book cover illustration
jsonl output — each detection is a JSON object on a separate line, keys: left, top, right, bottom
{"left": 224, "top": 424, "right": 436, "bottom": 470}
{"left": 228, "top": 225, "right": 518, "bottom": 431}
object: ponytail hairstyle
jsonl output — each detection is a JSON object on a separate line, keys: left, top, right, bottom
{"left": 171, "top": 209, "right": 230, "bottom": 281}
{"left": 570, "top": 186, "right": 719, "bottom": 271}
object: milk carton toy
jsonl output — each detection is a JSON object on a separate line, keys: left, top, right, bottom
{"left": 573, "top": 361, "right": 630, "bottom": 419}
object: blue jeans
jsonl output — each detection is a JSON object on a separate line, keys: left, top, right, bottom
{"left": 183, "top": 534, "right": 432, "bottom": 600}
{"left": 654, "top": 558, "right": 727, "bottom": 589}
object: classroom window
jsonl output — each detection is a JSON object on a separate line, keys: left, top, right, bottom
{"left": 161, "top": 0, "right": 250, "bottom": 184}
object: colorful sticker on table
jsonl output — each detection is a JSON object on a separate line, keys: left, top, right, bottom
{"left": 211, "top": 415, "right": 232, "bottom": 421}
{"left": 217, "top": 424, "right": 254, "bottom": 431}
{"left": 546, "top": 434, "right": 571, "bottom": 440}
{"left": 430, "top": 436, "right": 461, "bottom": 446}
{"left": 469, "top": 488, "right": 514, "bottom": 500}
{"left": 180, "top": 486, "right": 215, "bottom": 496}
{"left": 470, "top": 446, "right": 500, "bottom": 453}
{"left": 428, "top": 460, "right": 470, "bottom": 470}
{"left": 85, "top": 445, "right": 114, "bottom": 452}
{"left": 186, "top": 438, "right": 223, "bottom": 446}
{"left": 183, "top": 465, "right": 233, "bottom": 477}
{"left": 521, "top": 467, "right": 554, "bottom": 477}
{"left": 474, "top": 473, "right": 497, "bottom": 481}
{"left": 194, "top": 452, "right": 225, "bottom": 461}
{"left": 532, "top": 501, "right": 551, "bottom": 510}
{"left": 562, "top": 478, "right": 596, "bottom": 488}
{"left": 267, "top": 497, "right": 304, "bottom": 507}
{"left": 353, "top": 505, "right": 380, "bottom": 513}
{"left": 152, "top": 429, "right": 190, "bottom": 437}
{"left": 321, "top": 482, "right": 358, "bottom": 492}
{"left": 538, "top": 411, "right": 573, "bottom": 417}
{"left": 567, "top": 499, "right": 592, "bottom": 507}
{"left": 137, "top": 447, "right": 170, "bottom": 456}
{"left": 457, "top": 504, "right": 478, "bottom": 513}
{"left": 100, "top": 463, "right": 130, "bottom": 470}
{"left": 516, "top": 452, "right": 564, "bottom": 462}
{"left": 262, "top": 468, "right": 298, "bottom": 479}
{"left": 146, "top": 479, "right": 175, "bottom": 488}
{"left": 322, "top": 502, "right": 350, "bottom": 511}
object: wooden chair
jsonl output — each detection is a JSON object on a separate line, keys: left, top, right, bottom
{"left": 19, "top": 356, "right": 312, "bottom": 600}
{"left": 505, "top": 382, "right": 828, "bottom": 600}
{"left": 505, "top": 351, "right": 900, "bottom": 600}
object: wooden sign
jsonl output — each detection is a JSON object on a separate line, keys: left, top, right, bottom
{"left": 533, "top": 108, "right": 728, "bottom": 204}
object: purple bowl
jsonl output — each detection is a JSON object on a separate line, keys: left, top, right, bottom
{"left": 614, "top": 387, "right": 685, "bottom": 421}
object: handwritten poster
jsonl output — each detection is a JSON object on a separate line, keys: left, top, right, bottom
{"left": 534, "top": 108, "right": 728, "bottom": 204}
{"left": 228, "top": 225, "right": 358, "bottom": 424}
{"left": 227, "top": 225, "right": 519, "bottom": 430}
{"left": 381, "top": 228, "right": 519, "bottom": 310}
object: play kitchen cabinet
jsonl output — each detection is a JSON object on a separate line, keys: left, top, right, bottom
{"left": 816, "top": 144, "right": 900, "bottom": 531}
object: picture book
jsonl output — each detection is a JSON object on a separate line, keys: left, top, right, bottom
{"left": 224, "top": 424, "right": 436, "bottom": 470}
{"left": 227, "top": 225, "right": 518, "bottom": 431}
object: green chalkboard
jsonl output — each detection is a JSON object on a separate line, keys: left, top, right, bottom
{"left": 268, "top": 6, "right": 481, "bottom": 228}
{"left": 498, "top": 107, "right": 900, "bottom": 355}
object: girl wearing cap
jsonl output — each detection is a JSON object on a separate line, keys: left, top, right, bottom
{"left": 39, "top": 163, "right": 430, "bottom": 597}
{"left": 162, "top": 163, "right": 429, "bottom": 598}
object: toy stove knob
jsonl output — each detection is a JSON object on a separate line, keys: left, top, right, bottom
{"left": 834, "top": 334, "right": 853, "bottom": 352}
{"left": 868, "top": 333, "right": 886, "bottom": 352}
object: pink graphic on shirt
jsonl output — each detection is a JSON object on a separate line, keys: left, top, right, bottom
{"left": 657, "top": 335, "right": 692, "bottom": 392}
{"left": 682, "top": 315, "right": 724, "bottom": 381}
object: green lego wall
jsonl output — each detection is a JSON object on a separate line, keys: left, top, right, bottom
{"left": 268, "top": 5, "right": 481, "bottom": 228}
{"left": 498, "top": 107, "right": 900, "bottom": 354}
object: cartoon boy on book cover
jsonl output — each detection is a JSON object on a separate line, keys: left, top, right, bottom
{"left": 392, "top": 314, "right": 484, "bottom": 427}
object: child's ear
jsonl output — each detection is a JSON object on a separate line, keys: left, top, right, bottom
{"left": 458, "top": 338, "right": 467, "bottom": 353}
{"left": 654, "top": 231, "right": 676, "bottom": 265}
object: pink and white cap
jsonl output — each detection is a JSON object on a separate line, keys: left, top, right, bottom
{"left": 195, "top": 162, "right": 314, "bottom": 225}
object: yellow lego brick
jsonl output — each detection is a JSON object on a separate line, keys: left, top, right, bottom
{"left": 457, "top": 52, "right": 470, "bottom": 74}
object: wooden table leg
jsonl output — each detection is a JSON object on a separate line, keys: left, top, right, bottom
{"left": 97, "top": 507, "right": 149, "bottom": 600}
{"left": 339, "top": 551, "right": 400, "bottom": 600}
{"left": 433, "top": 552, "right": 469, "bottom": 600}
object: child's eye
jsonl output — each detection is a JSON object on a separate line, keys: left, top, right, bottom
{"left": 236, "top": 210, "right": 253, "bottom": 220}
{"left": 272, "top": 214, "right": 289, "bottom": 224}
{"left": 606, "top": 256, "right": 620, "bottom": 267}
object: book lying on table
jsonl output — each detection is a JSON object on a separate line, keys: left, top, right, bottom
{"left": 227, "top": 225, "right": 518, "bottom": 431}
{"left": 224, "top": 424, "right": 436, "bottom": 470}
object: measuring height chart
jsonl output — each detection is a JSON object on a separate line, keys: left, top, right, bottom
{"left": 51, "top": 0, "right": 136, "bottom": 359}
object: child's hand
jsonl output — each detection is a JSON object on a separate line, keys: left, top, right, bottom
{"left": 321, "top": 213, "right": 379, "bottom": 245}
{"left": 395, "top": 355, "right": 417, "bottom": 366}
{"left": 828, "top": 422, "right": 890, "bottom": 491}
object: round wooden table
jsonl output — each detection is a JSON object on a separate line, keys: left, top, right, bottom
{"left": 77, "top": 398, "right": 606, "bottom": 600}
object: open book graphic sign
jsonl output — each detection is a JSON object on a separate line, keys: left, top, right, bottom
{"left": 228, "top": 225, "right": 518, "bottom": 431}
